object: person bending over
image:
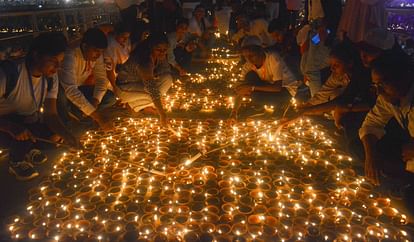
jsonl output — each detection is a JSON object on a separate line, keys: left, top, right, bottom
{"left": 58, "top": 28, "right": 116, "bottom": 129}
{"left": 115, "top": 33, "right": 173, "bottom": 127}
{"left": 0, "top": 33, "right": 79, "bottom": 180}
{"left": 359, "top": 52, "right": 414, "bottom": 185}
{"left": 299, "top": 42, "right": 358, "bottom": 108}
{"left": 359, "top": 52, "right": 414, "bottom": 214}
{"left": 230, "top": 36, "right": 299, "bottom": 120}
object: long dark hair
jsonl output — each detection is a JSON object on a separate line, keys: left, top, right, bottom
{"left": 129, "top": 32, "right": 169, "bottom": 67}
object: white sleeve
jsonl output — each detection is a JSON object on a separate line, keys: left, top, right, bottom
{"left": 359, "top": 96, "right": 394, "bottom": 139}
{"left": 308, "top": 75, "right": 345, "bottom": 105}
{"left": 269, "top": 54, "right": 283, "bottom": 81}
{"left": 45, "top": 74, "right": 59, "bottom": 99}
{"left": 93, "top": 56, "right": 110, "bottom": 103}
{"left": 59, "top": 50, "right": 96, "bottom": 115}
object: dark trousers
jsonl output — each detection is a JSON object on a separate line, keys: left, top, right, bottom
{"left": 0, "top": 116, "right": 53, "bottom": 163}
{"left": 245, "top": 71, "right": 291, "bottom": 113}
{"left": 174, "top": 47, "right": 193, "bottom": 70}
{"left": 57, "top": 86, "right": 116, "bottom": 122}
{"left": 377, "top": 119, "right": 414, "bottom": 184}
{"left": 340, "top": 111, "right": 367, "bottom": 160}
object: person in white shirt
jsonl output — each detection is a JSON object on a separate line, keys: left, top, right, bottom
{"left": 104, "top": 23, "right": 133, "bottom": 86}
{"left": 0, "top": 33, "right": 79, "bottom": 181}
{"left": 231, "top": 15, "right": 274, "bottom": 47}
{"left": 230, "top": 36, "right": 299, "bottom": 120}
{"left": 58, "top": 28, "right": 115, "bottom": 129}
{"left": 359, "top": 52, "right": 414, "bottom": 185}
{"left": 301, "top": 43, "right": 356, "bottom": 107}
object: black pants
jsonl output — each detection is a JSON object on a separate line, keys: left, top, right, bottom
{"left": 377, "top": 119, "right": 414, "bottom": 184}
{"left": 0, "top": 116, "right": 53, "bottom": 163}
{"left": 245, "top": 71, "right": 291, "bottom": 113}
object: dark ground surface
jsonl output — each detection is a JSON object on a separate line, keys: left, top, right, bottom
{"left": 1, "top": 51, "right": 413, "bottom": 240}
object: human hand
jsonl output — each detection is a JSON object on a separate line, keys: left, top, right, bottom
{"left": 14, "top": 129, "right": 36, "bottom": 142}
{"left": 90, "top": 111, "right": 113, "bottom": 130}
{"left": 178, "top": 67, "right": 188, "bottom": 76}
{"left": 333, "top": 105, "right": 348, "bottom": 129}
{"left": 236, "top": 85, "right": 253, "bottom": 96}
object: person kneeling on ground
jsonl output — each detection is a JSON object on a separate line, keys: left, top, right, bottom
{"left": 115, "top": 33, "right": 173, "bottom": 127}
{"left": 360, "top": 52, "right": 414, "bottom": 184}
{"left": 230, "top": 36, "right": 299, "bottom": 121}
{"left": 58, "top": 28, "right": 116, "bottom": 129}
{"left": 359, "top": 52, "right": 414, "bottom": 214}
{"left": 0, "top": 33, "right": 80, "bottom": 181}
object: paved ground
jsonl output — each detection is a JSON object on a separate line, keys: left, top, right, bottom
{"left": 1, "top": 42, "right": 413, "bottom": 241}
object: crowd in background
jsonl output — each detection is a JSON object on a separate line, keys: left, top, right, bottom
{"left": 0, "top": 0, "right": 413, "bottom": 215}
